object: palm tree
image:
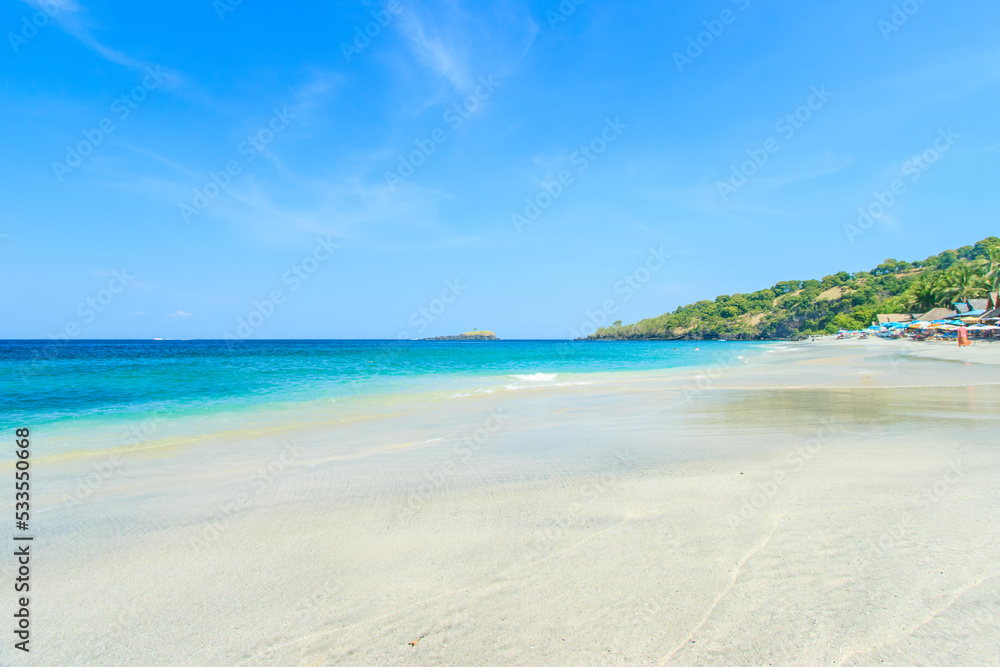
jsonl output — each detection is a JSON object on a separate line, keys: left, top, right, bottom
{"left": 934, "top": 262, "right": 986, "bottom": 305}
{"left": 904, "top": 272, "right": 941, "bottom": 312}
{"left": 977, "top": 245, "right": 1000, "bottom": 292}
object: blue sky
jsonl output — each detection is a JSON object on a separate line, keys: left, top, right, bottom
{"left": 1, "top": 0, "right": 998, "bottom": 339}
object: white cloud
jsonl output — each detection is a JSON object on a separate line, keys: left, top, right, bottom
{"left": 293, "top": 70, "right": 344, "bottom": 116}
{"left": 168, "top": 310, "right": 192, "bottom": 318}
{"left": 514, "top": 17, "right": 540, "bottom": 66}
{"left": 397, "top": 10, "right": 470, "bottom": 90}
{"left": 754, "top": 150, "right": 854, "bottom": 190}
{"left": 19, "top": 0, "right": 183, "bottom": 85}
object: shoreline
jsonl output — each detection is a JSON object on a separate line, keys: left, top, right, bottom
{"left": 22, "top": 336, "right": 1000, "bottom": 468}
{"left": 13, "top": 340, "right": 1000, "bottom": 665}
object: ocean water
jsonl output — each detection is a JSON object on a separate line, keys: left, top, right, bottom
{"left": 0, "top": 339, "right": 773, "bottom": 455}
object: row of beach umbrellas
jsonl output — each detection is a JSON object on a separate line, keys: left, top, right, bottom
{"left": 865, "top": 319, "right": 1000, "bottom": 333}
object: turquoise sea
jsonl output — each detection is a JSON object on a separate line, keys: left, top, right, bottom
{"left": 1, "top": 339, "right": 773, "bottom": 454}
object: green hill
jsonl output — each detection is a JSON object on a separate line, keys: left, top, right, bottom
{"left": 587, "top": 237, "right": 1000, "bottom": 341}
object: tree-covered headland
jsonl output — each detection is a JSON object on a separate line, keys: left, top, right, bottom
{"left": 587, "top": 237, "right": 1000, "bottom": 341}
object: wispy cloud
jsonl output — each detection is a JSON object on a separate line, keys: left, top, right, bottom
{"left": 863, "top": 49, "right": 1000, "bottom": 113}
{"left": 168, "top": 310, "right": 192, "bottom": 318}
{"left": 117, "top": 144, "right": 203, "bottom": 180}
{"left": 753, "top": 150, "right": 854, "bottom": 190}
{"left": 396, "top": 9, "right": 470, "bottom": 90}
{"left": 293, "top": 70, "right": 345, "bottom": 117}
{"left": 20, "top": 0, "right": 183, "bottom": 85}
{"left": 215, "top": 172, "right": 450, "bottom": 247}
{"left": 514, "top": 17, "right": 540, "bottom": 66}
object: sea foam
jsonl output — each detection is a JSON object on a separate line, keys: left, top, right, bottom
{"left": 508, "top": 373, "right": 557, "bottom": 381}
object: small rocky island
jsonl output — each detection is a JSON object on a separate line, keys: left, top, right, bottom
{"left": 424, "top": 330, "right": 499, "bottom": 341}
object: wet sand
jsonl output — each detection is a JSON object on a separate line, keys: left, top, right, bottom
{"left": 15, "top": 340, "right": 1000, "bottom": 665}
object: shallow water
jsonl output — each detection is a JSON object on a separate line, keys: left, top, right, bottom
{"left": 0, "top": 339, "right": 772, "bottom": 455}
{"left": 5, "top": 341, "right": 1000, "bottom": 665}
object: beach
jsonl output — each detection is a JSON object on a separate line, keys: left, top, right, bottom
{"left": 11, "top": 339, "right": 1000, "bottom": 665}
{"left": 10, "top": 0, "right": 999, "bottom": 664}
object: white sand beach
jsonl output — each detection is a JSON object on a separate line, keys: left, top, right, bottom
{"left": 18, "top": 339, "right": 1000, "bottom": 665}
